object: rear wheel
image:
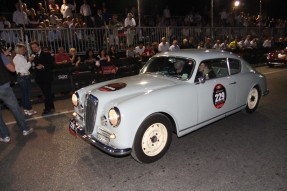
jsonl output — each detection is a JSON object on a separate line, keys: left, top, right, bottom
{"left": 131, "top": 114, "right": 172, "bottom": 163}
{"left": 245, "top": 87, "right": 260, "bottom": 113}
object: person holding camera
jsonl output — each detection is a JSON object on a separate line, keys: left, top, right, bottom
{"left": 0, "top": 40, "right": 34, "bottom": 143}
{"left": 13, "top": 43, "right": 37, "bottom": 116}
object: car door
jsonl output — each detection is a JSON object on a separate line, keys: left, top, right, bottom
{"left": 195, "top": 58, "right": 237, "bottom": 123}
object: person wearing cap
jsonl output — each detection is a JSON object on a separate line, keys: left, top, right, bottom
{"left": 0, "top": 40, "right": 34, "bottom": 143}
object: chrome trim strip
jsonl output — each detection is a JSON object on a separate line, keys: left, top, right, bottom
{"left": 179, "top": 104, "right": 246, "bottom": 133}
{"left": 84, "top": 94, "right": 98, "bottom": 134}
{"left": 70, "top": 119, "right": 131, "bottom": 156}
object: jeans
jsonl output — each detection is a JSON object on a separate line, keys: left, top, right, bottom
{"left": 17, "top": 76, "right": 32, "bottom": 110}
{"left": 0, "top": 85, "right": 29, "bottom": 138}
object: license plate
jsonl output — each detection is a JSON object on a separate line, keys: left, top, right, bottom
{"left": 69, "top": 119, "right": 77, "bottom": 137}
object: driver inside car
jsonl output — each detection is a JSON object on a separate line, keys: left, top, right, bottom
{"left": 171, "top": 60, "right": 190, "bottom": 79}
{"left": 174, "top": 60, "right": 185, "bottom": 74}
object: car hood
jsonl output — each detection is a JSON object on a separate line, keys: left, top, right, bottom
{"left": 80, "top": 74, "right": 181, "bottom": 102}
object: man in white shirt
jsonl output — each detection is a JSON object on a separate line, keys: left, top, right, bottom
{"left": 135, "top": 41, "right": 145, "bottom": 57}
{"left": 169, "top": 40, "right": 180, "bottom": 51}
{"left": 80, "top": 0, "right": 92, "bottom": 27}
{"left": 124, "top": 13, "right": 136, "bottom": 46}
{"left": 262, "top": 37, "right": 272, "bottom": 48}
{"left": 60, "top": 0, "right": 76, "bottom": 19}
{"left": 158, "top": 37, "right": 169, "bottom": 52}
{"left": 12, "top": 3, "right": 28, "bottom": 27}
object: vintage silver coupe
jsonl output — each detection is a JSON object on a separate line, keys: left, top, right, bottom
{"left": 69, "top": 49, "right": 269, "bottom": 163}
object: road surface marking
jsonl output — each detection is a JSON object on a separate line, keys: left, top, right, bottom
{"left": 262, "top": 69, "right": 287, "bottom": 75}
{"left": 5, "top": 110, "right": 74, "bottom": 125}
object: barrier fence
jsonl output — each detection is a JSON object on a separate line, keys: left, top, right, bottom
{"left": 1, "top": 26, "right": 286, "bottom": 54}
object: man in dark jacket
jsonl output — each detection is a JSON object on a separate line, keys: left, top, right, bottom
{"left": 30, "top": 41, "right": 55, "bottom": 115}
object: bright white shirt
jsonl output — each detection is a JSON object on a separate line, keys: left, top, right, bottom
{"left": 244, "top": 39, "right": 251, "bottom": 48}
{"left": 263, "top": 40, "right": 272, "bottom": 48}
{"left": 124, "top": 18, "right": 136, "bottom": 34}
{"left": 13, "top": 54, "right": 31, "bottom": 74}
{"left": 169, "top": 44, "right": 180, "bottom": 51}
{"left": 250, "top": 40, "right": 257, "bottom": 48}
{"left": 135, "top": 46, "right": 145, "bottom": 55}
{"left": 60, "top": 4, "right": 75, "bottom": 18}
{"left": 158, "top": 42, "right": 170, "bottom": 52}
{"left": 12, "top": 10, "right": 28, "bottom": 26}
{"left": 213, "top": 43, "right": 221, "bottom": 49}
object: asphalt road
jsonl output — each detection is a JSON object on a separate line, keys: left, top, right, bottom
{"left": 0, "top": 66, "right": 287, "bottom": 191}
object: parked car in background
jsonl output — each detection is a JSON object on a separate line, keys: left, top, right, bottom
{"left": 266, "top": 48, "right": 287, "bottom": 67}
{"left": 69, "top": 49, "right": 269, "bottom": 163}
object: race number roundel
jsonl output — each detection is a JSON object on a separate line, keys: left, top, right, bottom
{"left": 213, "top": 84, "right": 227, "bottom": 109}
{"left": 98, "top": 83, "right": 127, "bottom": 92}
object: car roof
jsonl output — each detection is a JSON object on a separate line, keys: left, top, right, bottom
{"left": 155, "top": 49, "right": 240, "bottom": 61}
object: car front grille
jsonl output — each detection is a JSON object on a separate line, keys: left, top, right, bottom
{"left": 84, "top": 94, "right": 98, "bottom": 134}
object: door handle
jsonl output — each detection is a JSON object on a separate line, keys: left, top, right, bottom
{"left": 229, "top": 82, "right": 237, "bottom": 85}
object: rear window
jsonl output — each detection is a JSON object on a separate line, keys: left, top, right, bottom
{"left": 228, "top": 58, "right": 241, "bottom": 75}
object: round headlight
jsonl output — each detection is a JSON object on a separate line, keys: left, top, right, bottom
{"left": 72, "top": 93, "right": 79, "bottom": 107}
{"left": 108, "top": 107, "right": 121, "bottom": 127}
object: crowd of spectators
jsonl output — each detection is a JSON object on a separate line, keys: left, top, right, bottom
{"left": 0, "top": 1, "right": 287, "bottom": 58}
{"left": 0, "top": 1, "right": 286, "bottom": 30}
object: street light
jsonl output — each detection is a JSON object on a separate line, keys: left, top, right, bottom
{"left": 259, "top": 0, "right": 262, "bottom": 17}
{"left": 211, "top": 0, "right": 214, "bottom": 28}
{"left": 233, "top": 0, "right": 240, "bottom": 11}
{"left": 234, "top": 1, "right": 240, "bottom": 7}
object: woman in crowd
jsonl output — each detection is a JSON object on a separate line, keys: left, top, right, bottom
{"left": 84, "top": 49, "right": 97, "bottom": 64}
{"left": 108, "top": 45, "right": 120, "bottom": 61}
{"left": 97, "top": 48, "right": 111, "bottom": 64}
{"left": 13, "top": 43, "right": 37, "bottom": 116}
{"left": 69, "top": 48, "right": 81, "bottom": 67}
{"left": 151, "top": 42, "right": 159, "bottom": 54}
{"left": 28, "top": 8, "right": 40, "bottom": 28}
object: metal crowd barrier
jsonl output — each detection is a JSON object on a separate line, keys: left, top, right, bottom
{"left": 1, "top": 26, "right": 286, "bottom": 54}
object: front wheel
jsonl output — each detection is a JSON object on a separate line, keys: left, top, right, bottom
{"left": 245, "top": 87, "right": 260, "bottom": 113}
{"left": 131, "top": 114, "right": 172, "bottom": 163}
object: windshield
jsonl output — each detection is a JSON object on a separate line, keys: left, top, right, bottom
{"left": 140, "top": 57, "right": 195, "bottom": 80}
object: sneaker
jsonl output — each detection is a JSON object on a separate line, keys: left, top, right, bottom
{"left": 23, "top": 128, "right": 34, "bottom": 136}
{"left": 0, "top": 136, "right": 10, "bottom": 143}
{"left": 24, "top": 110, "right": 37, "bottom": 116}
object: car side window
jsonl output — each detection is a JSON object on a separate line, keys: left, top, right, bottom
{"left": 195, "top": 59, "right": 228, "bottom": 82}
{"left": 228, "top": 58, "right": 241, "bottom": 75}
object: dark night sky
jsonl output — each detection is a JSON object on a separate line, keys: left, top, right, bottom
{"left": 0, "top": 0, "right": 285, "bottom": 19}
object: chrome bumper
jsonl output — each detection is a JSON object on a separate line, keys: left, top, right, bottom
{"left": 69, "top": 119, "right": 131, "bottom": 156}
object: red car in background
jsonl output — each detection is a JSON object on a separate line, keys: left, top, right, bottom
{"left": 266, "top": 48, "right": 287, "bottom": 67}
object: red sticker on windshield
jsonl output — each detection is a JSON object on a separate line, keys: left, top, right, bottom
{"left": 98, "top": 83, "right": 127, "bottom": 92}
{"left": 213, "top": 84, "right": 226, "bottom": 109}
